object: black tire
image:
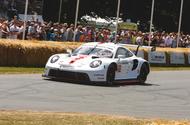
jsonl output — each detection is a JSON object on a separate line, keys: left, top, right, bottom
{"left": 106, "top": 65, "right": 116, "bottom": 86}
{"left": 138, "top": 64, "right": 148, "bottom": 84}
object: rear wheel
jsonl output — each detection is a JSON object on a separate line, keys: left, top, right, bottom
{"left": 138, "top": 64, "right": 148, "bottom": 84}
{"left": 106, "top": 65, "right": 116, "bottom": 86}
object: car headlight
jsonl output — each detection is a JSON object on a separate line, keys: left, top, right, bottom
{"left": 50, "top": 55, "right": 60, "bottom": 63}
{"left": 90, "top": 60, "right": 102, "bottom": 68}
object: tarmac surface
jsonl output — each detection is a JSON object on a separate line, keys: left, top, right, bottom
{"left": 0, "top": 71, "right": 190, "bottom": 120}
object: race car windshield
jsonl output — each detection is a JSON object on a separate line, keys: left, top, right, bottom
{"left": 72, "top": 46, "right": 113, "bottom": 58}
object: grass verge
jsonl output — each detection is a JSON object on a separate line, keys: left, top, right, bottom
{"left": 0, "top": 66, "right": 190, "bottom": 74}
{"left": 151, "top": 66, "right": 190, "bottom": 71}
{"left": 0, "top": 110, "right": 189, "bottom": 125}
{"left": 0, "top": 67, "right": 44, "bottom": 74}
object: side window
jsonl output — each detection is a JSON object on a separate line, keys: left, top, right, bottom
{"left": 126, "top": 49, "right": 134, "bottom": 57}
{"left": 115, "top": 48, "right": 133, "bottom": 58}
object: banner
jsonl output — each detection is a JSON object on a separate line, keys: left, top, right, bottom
{"left": 170, "top": 52, "right": 185, "bottom": 64}
{"left": 148, "top": 51, "right": 166, "bottom": 64}
{"left": 118, "top": 22, "right": 138, "bottom": 31}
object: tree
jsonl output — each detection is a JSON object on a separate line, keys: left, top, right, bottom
{"left": 42, "top": 0, "right": 190, "bottom": 33}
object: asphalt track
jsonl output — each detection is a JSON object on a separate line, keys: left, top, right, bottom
{"left": 0, "top": 71, "right": 190, "bottom": 120}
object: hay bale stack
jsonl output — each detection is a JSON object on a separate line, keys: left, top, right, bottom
{"left": 0, "top": 39, "right": 190, "bottom": 67}
{"left": 0, "top": 39, "right": 82, "bottom": 67}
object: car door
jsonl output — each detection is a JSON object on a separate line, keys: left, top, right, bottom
{"left": 114, "top": 47, "right": 134, "bottom": 80}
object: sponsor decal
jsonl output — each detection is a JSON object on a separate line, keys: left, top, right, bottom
{"left": 126, "top": 62, "right": 133, "bottom": 71}
{"left": 59, "top": 61, "right": 72, "bottom": 68}
{"left": 117, "top": 64, "right": 121, "bottom": 72}
{"left": 60, "top": 65, "right": 64, "bottom": 70}
{"left": 170, "top": 52, "right": 185, "bottom": 64}
{"left": 94, "top": 74, "right": 104, "bottom": 77}
{"left": 120, "top": 61, "right": 130, "bottom": 64}
{"left": 117, "top": 62, "right": 133, "bottom": 73}
{"left": 148, "top": 51, "right": 166, "bottom": 64}
{"left": 69, "top": 55, "right": 88, "bottom": 64}
{"left": 59, "top": 64, "right": 73, "bottom": 70}
{"left": 97, "top": 77, "right": 104, "bottom": 80}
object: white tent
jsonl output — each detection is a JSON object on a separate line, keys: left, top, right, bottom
{"left": 18, "top": 14, "right": 44, "bottom": 22}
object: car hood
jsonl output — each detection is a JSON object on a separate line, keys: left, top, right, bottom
{"left": 57, "top": 54, "right": 96, "bottom": 67}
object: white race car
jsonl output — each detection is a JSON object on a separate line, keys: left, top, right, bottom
{"left": 43, "top": 42, "right": 151, "bottom": 85}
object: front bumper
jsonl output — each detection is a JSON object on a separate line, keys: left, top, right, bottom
{"left": 43, "top": 66, "right": 107, "bottom": 82}
{"left": 45, "top": 69, "right": 90, "bottom": 82}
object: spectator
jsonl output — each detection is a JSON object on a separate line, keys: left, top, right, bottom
{"left": 66, "top": 24, "right": 74, "bottom": 41}
{"left": 1, "top": 16, "right": 190, "bottom": 48}
{"left": 9, "top": 22, "right": 19, "bottom": 39}
{"left": 109, "top": 31, "right": 116, "bottom": 42}
{"left": 136, "top": 32, "right": 144, "bottom": 45}
{"left": 96, "top": 31, "right": 104, "bottom": 42}
{"left": 60, "top": 23, "right": 68, "bottom": 41}
{"left": 27, "top": 22, "right": 36, "bottom": 40}
{"left": 164, "top": 33, "right": 173, "bottom": 47}
{"left": 74, "top": 25, "right": 83, "bottom": 42}
{"left": 171, "top": 35, "right": 177, "bottom": 48}
{"left": 49, "top": 28, "right": 59, "bottom": 41}
{"left": 1, "top": 20, "right": 9, "bottom": 39}
{"left": 9, "top": 15, "right": 18, "bottom": 26}
{"left": 36, "top": 23, "right": 47, "bottom": 40}
{"left": 151, "top": 35, "right": 159, "bottom": 46}
{"left": 0, "top": 21, "right": 2, "bottom": 38}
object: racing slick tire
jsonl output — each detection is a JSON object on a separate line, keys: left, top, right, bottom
{"left": 138, "top": 63, "right": 148, "bottom": 84}
{"left": 106, "top": 64, "right": 116, "bottom": 86}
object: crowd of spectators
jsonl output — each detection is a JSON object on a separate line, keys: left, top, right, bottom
{"left": 1, "top": 16, "right": 190, "bottom": 48}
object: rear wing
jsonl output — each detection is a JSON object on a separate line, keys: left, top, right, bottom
{"left": 119, "top": 44, "right": 156, "bottom": 56}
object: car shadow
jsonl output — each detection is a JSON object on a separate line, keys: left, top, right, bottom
{"left": 43, "top": 78, "right": 159, "bottom": 87}
{"left": 115, "top": 82, "right": 160, "bottom": 87}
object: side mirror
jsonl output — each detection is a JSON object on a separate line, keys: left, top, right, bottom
{"left": 66, "top": 49, "right": 72, "bottom": 54}
{"left": 118, "top": 55, "right": 125, "bottom": 59}
{"left": 151, "top": 46, "right": 156, "bottom": 52}
{"left": 118, "top": 55, "right": 126, "bottom": 63}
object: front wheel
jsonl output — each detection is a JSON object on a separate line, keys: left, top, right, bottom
{"left": 106, "top": 65, "right": 116, "bottom": 86}
{"left": 138, "top": 64, "right": 148, "bottom": 84}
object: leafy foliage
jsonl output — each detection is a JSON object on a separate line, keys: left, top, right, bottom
{"left": 43, "top": 0, "right": 190, "bottom": 33}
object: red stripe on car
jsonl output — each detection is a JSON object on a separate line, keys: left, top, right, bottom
{"left": 69, "top": 55, "right": 88, "bottom": 64}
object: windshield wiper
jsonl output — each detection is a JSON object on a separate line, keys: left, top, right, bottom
{"left": 87, "top": 44, "right": 99, "bottom": 55}
{"left": 92, "top": 56, "right": 100, "bottom": 59}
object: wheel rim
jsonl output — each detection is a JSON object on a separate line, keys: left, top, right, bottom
{"left": 140, "top": 71, "right": 146, "bottom": 82}
{"left": 107, "top": 72, "right": 114, "bottom": 83}
{"left": 139, "top": 65, "right": 148, "bottom": 83}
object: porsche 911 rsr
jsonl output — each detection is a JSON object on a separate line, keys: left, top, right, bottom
{"left": 43, "top": 42, "right": 150, "bottom": 85}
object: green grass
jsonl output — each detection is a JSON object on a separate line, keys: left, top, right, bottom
{"left": 0, "top": 66, "right": 190, "bottom": 74}
{"left": 0, "top": 111, "right": 189, "bottom": 125}
{"left": 0, "top": 67, "right": 44, "bottom": 74}
{"left": 151, "top": 66, "right": 190, "bottom": 71}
